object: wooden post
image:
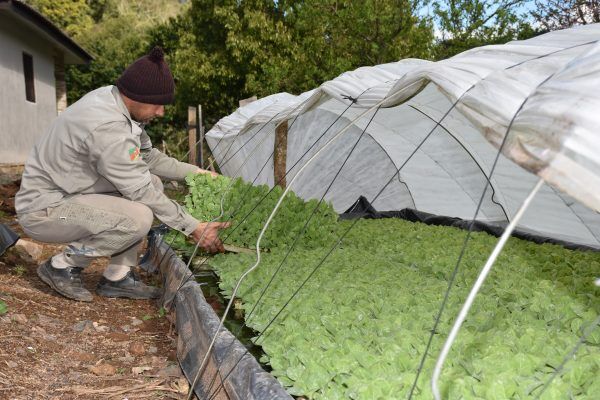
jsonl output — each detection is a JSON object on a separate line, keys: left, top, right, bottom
{"left": 197, "top": 104, "right": 204, "bottom": 168}
{"left": 188, "top": 106, "right": 197, "bottom": 165}
{"left": 274, "top": 120, "right": 288, "bottom": 188}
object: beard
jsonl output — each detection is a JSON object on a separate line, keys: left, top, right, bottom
{"left": 131, "top": 112, "right": 154, "bottom": 125}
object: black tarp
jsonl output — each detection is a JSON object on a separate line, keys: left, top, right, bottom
{"left": 0, "top": 223, "right": 19, "bottom": 256}
{"left": 142, "top": 229, "right": 292, "bottom": 400}
{"left": 340, "top": 196, "right": 598, "bottom": 251}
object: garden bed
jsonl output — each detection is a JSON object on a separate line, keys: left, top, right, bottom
{"left": 170, "top": 173, "right": 600, "bottom": 399}
{"left": 143, "top": 229, "right": 292, "bottom": 400}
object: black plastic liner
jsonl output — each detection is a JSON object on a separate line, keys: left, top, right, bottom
{"left": 0, "top": 223, "right": 19, "bottom": 256}
{"left": 141, "top": 228, "right": 293, "bottom": 400}
{"left": 340, "top": 196, "right": 599, "bottom": 251}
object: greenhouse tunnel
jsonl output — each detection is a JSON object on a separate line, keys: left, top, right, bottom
{"left": 172, "top": 22, "right": 600, "bottom": 400}
{"left": 206, "top": 24, "right": 600, "bottom": 249}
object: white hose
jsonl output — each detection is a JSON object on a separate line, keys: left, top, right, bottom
{"left": 431, "top": 178, "right": 544, "bottom": 399}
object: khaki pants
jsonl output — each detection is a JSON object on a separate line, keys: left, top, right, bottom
{"left": 18, "top": 176, "right": 163, "bottom": 280}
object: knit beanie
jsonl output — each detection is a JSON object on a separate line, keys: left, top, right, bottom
{"left": 116, "top": 46, "right": 175, "bottom": 105}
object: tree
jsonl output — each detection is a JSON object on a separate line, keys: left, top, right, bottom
{"left": 63, "top": 1, "right": 190, "bottom": 155}
{"left": 283, "top": 0, "right": 434, "bottom": 91}
{"left": 148, "top": 0, "right": 297, "bottom": 127}
{"left": 150, "top": 0, "right": 435, "bottom": 127}
{"left": 532, "top": 0, "right": 600, "bottom": 30}
{"left": 24, "top": 0, "right": 94, "bottom": 38}
{"left": 432, "top": 0, "right": 538, "bottom": 59}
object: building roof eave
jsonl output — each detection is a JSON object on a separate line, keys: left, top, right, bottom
{"left": 0, "top": 0, "right": 93, "bottom": 65}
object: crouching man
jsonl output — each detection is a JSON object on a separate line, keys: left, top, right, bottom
{"left": 15, "top": 47, "right": 228, "bottom": 302}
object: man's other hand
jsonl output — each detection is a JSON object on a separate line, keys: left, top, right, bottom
{"left": 196, "top": 168, "right": 219, "bottom": 178}
{"left": 191, "top": 221, "right": 231, "bottom": 253}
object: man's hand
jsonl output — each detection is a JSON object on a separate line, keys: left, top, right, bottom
{"left": 191, "top": 221, "right": 231, "bottom": 253}
{"left": 196, "top": 168, "right": 219, "bottom": 178}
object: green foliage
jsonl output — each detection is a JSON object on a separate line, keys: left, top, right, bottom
{"left": 65, "top": 0, "right": 187, "bottom": 100}
{"left": 61, "top": 1, "right": 189, "bottom": 151}
{"left": 209, "top": 218, "right": 600, "bottom": 399}
{"left": 432, "top": 0, "right": 541, "bottom": 59}
{"left": 13, "top": 265, "right": 26, "bottom": 276}
{"left": 148, "top": 0, "right": 436, "bottom": 128}
{"left": 169, "top": 160, "right": 600, "bottom": 398}
{"left": 36, "top": 0, "right": 538, "bottom": 156}
{"left": 0, "top": 300, "right": 7, "bottom": 315}
{"left": 285, "top": 0, "right": 434, "bottom": 87}
{"left": 24, "top": 0, "right": 94, "bottom": 38}
{"left": 149, "top": 0, "right": 296, "bottom": 127}
{"left": 183, "top": 173, "right": 339, "bottom": 250}
{"left": 141, "top": 313, "right": 153, "bottom": 321}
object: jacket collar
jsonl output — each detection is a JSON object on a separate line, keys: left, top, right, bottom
{"left": 111, "top": 86, "right": 145, "bottom": 132}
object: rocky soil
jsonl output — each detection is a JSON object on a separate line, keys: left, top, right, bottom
{"left": 0, "top": 179, "right": 191, "bottom": 399}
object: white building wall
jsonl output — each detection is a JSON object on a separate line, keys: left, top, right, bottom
{"left": 0, "top": 14, "right": 57, "bottom": 165}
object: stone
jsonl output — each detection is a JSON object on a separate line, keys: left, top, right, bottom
{"left": 157, "top": 364, "right": 183, "bottom": 378}
{"left": 92, "top": 321, "right": 110, "bottom": 333}
{"left": 71, "top": 352, "right": 95, "bottom": 362}
{"left": 150, "top": 356, "right": 167, "bottom": 368}
{"left": 131, "top": 366, "right": 152, "bottom": 375}
{"left": 11, "top": 313, "right": 28, "bottom": 324}
{"left": 129, "top": 342, "right": 145, "bottom": 356}
{"left": 36, "top": 313, "right": 60, "bottom": 328}
{"left": 171, "top": 377, "right": 189, "bottom": 394}
{"left": 14, "top": 239, "right": 44, "bottom": 263}
{"left": 72, "top": 320, "right": 95, "bottom": 333}
{"left": 89, "top": 363, "right": 117, "bottom": 376}
{"left": 131, "top": 318, "right": 143, "bottom": 326}
{"left": 148, "top": 346, "right": 158, "bottom": 354}
{"left": 31, "top": 326, "right": 47, "bottom": 335}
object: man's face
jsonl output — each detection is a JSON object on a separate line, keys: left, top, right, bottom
{"left": 129, "top": 101, "right": 165, "bottom": 124}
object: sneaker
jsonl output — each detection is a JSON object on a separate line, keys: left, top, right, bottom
{"left": 96, "top": 271, "right": 161, "bottom": 299}
{"left": 37, "top": 259, "right": 93, "bottom": 302}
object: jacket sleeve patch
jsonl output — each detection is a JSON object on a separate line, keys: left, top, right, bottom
{"left": 128, "top": 146, "right": 141, "bottom": 161}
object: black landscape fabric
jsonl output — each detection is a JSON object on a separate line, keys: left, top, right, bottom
{"left": 0, "top": 223, "right": 19, "bottom": 256}
{"left": 143, "top": 229, "right": 293, "bottom": 400}
{"left": 340, "top": 196, "right": 598, "bottom": 251}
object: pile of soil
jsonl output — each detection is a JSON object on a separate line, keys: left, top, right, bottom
{"left": 0, "top": 179, "right": 190, "bottom": 399}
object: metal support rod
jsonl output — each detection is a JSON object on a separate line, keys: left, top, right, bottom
{"left": 432, "top": 178, "right": 544, "bottom": 399}
{"left": 186, "top": 99, "right": 388, "bottom": 400}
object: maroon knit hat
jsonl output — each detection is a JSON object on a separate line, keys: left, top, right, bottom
{"left": 116, "top": 46, "right": 175, "bottom": 105}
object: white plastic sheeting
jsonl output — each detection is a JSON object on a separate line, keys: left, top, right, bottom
{"left": 206, "top": 24, "right": 600, "bottom": 248}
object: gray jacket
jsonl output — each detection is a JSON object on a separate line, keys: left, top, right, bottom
{"left": 16, "top": 86, "right": 200, "bottom": 235}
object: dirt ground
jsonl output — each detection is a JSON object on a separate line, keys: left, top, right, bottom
{"left": 0, "top": 179, "right": 191, "bottom": 399}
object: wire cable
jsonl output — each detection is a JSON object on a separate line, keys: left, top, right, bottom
{"left": 407, "top": 39, "right": 600, "bottom": 398}
{"left": 219, "top": 95, "right": 366, "bottom": 244}
{"left": 204, "top": 106, "right": 381, "bottom": 397}
{"left": 156, "top": 101, "right": 306, "bottom": 308}
{"left": 168, "top": 108, "right": 305, "bottom": 306}
{"left": 432, "top": 179, "right": 544, "bottom": 400}
{"left": 199, "top": 38, "right": 600, "bottom": 400}
{"left": 205, "top": 103, "right": 442, "bottom": 400}
{"left": 186, "top": 93, "right": 390, "bottom": 400}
